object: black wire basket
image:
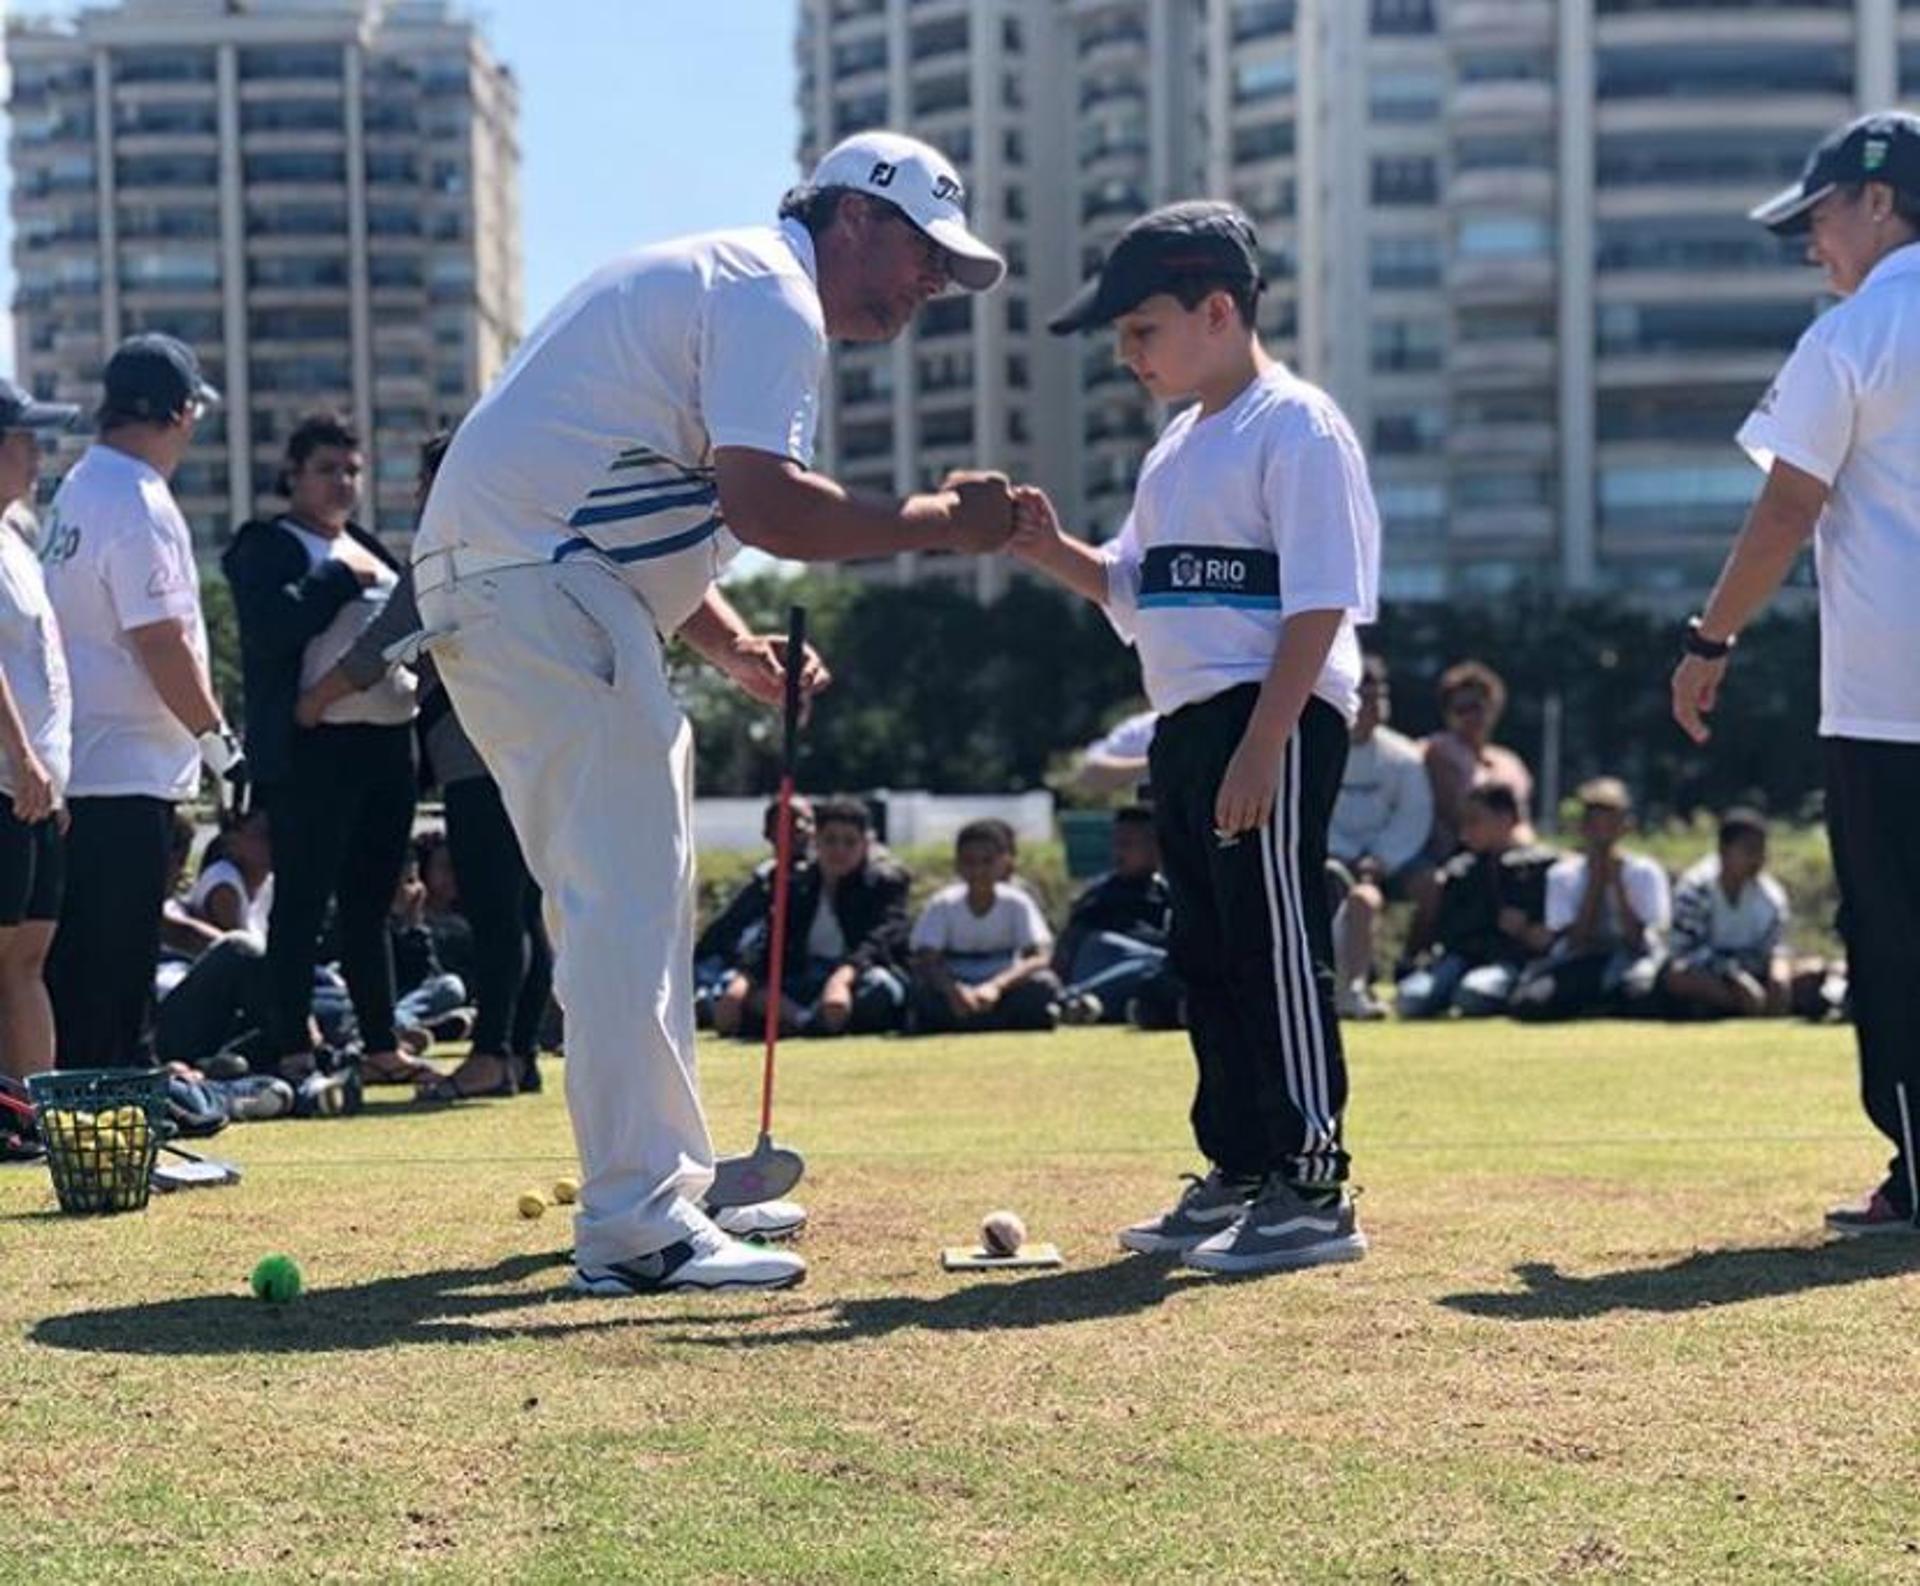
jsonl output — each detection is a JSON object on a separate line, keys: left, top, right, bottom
{"left": 27, "top": 1068, "right": 170, "bottom": 1215}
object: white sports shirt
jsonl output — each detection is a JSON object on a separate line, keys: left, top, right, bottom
{"left": 40, "top": 443, "right": 208, "bottom": 800}
{"left": 0, "top": 508, "right": 70, "bottom": 803}
{"left": 415, "top": 220, "right": 826, "bottom": 635}
{"left": 1102, "top": 364, "right": 1381, "bottom": 720}
{"left": 1737, "top": 243, "right": 1920, "bottom": 743}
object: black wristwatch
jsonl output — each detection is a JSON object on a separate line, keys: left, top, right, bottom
{"left": 1682, "top": 616, "right": 1736, "bottom": 660}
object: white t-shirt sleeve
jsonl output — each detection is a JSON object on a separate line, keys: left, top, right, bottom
{"left": 701, "top": 276, "right": 826, "bottom": 465}
{"left": 1089, "top": 709, "right": 1156, "bottom": 762}
{"left": 1100, "top": 510, "right": 1143, "bottom": 645}
{"left": 1737, "top": 326, "right": 1856, "bottom": 486}
{"left": 1544, "top": 858, "right": 1583, "bottom": 934}
{"left": 1264, "top": 404, "right": 1380, "bottom": 621}
{"left": 103, "top": 495, "right": 199, "bottom": 632}
{"left": 1626, "top": 856, "right": 1671, "bottom": 933}
{"left": 908, "top": 895, "right": 951, "bottom": 954}
{"left": 1015, "top": 889, "right": 1053, "bottom": 953}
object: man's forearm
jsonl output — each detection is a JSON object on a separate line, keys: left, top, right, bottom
{"left": 727, "top": 467, "right": 962, "bottom": 561}
{"left": 0, "top": 666, "right": 36, "bottom": 771}
{"left": 1697, "top": 466, "right": 1825, "bottom": 642}
{"left": 678, "top": 588, "right": 753, "bottom": 664}
{"left": 129, "top": 621, "right": 222, "bottom": 734}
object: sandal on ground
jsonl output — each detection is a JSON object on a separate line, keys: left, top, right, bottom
{"left": 361, "top": 1049, "right": 438, "bottom": 1085}
{"left": 414, "top": 1054, "right": 516, "bottom": 1105}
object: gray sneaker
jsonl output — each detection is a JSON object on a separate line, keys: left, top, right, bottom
{"left": 1183, "top": 1179, "right": 1368, "bottom": 1274}
{"left": 1118, "top": 1170, "right": 1259, "bottom": 1254}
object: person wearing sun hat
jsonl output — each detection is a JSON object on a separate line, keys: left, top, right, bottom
{"left": 408, "top": 129, "right": 1013, "bottom": 1297}
{"left": 1672, "top": 109, "right": 1920, "bottom": 1239}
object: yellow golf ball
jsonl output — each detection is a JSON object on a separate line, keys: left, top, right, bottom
{"left": 517, "top": 1191, "right": 547, "bottom": 1220}
{"left": 551, "top": 1177, "right": 579, "bottom": 1205}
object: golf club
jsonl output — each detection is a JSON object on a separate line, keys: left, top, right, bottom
{"left": 706, "top": 604, "right": 810, "bottom": 1210}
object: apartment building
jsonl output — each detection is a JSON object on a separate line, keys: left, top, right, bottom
{"left": 6, "top": 0, "right": 523, "bottom": 545}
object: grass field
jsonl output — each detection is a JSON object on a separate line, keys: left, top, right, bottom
{"left": 4, "top": 1019, "right": 1918, "bottom": 1584}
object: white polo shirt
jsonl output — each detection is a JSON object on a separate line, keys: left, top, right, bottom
{"left": 40, "top": 444, "right": 208, "bottom": 801}
{"left": 416, "top": 220, "right": 826, "bottom": 636}
{"left": 1737, "top": 243, "right": 1920, "bottom": 743}
{"left": 1544, "top": 852, "right": 1672, "bottom": 947}
{"left": 0, "top": 507, "right": 71, "bottom": 804}
{"left": 1102, "top": 364, "right": 1381, "bottom": 720}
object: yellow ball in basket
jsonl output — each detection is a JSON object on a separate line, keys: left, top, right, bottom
{"left": 517, "top": 1191, "right": 548, "bottom": 1220}
{"left": 981, "top": 1209, "right": 1027, "bottom": 1257}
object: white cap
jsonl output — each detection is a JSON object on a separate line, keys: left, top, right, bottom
{"left": 806, "top": 130, "right": 1006, "bottom": 292}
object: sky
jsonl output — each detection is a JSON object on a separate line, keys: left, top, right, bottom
{"left": 0, "top": 0, "right": 803, "bottom": 374}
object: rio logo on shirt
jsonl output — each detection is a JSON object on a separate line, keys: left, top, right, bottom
{"left": 1142, "top": 544, "right": 1280, "bottom": 610}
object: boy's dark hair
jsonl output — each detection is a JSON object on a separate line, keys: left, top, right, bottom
{"left": 1463, "top": 782, "right": 1521, "bottom": 823}
{"left": 1718, "top": 806, "right": 1769, "bottom": 847}
{"left": 955, "top": 819, "right": 1011, "bottom": 856}
{"left": 1166, "top": 272, "right": 1261, "bottom": 330}
{"left": 982, "top": 817, "right": 1017, "bottom": 856}
{"left": 278, "top": 411, "right": 359, "bottom": 496}
{"left": 814, "top": 796, "right": 871, "bottom": 834}
{"left": 1115, "top": 804, "right": 1156, "bottom": 831}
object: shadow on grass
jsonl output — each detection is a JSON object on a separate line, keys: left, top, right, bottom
{"left": 1441, "top": 1239, "right": 1920, "bottom": 1322}
{"left": 653, "top": 1254, "right": 1203, "bottom": 1349}
{"left": 31, "top": 1251, "right": 1192, "bottom": 1356}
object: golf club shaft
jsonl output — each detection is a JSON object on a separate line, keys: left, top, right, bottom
{"left": 758, "top": 605, "right": 807, "bottom": 1139}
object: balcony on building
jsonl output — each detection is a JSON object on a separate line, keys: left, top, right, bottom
{"left": 1450, "top": 166, "right": 1553, "bottom": 209}
{"left": 1445, "top": 0, "right": 1553, "bottom": 43}
{"left": 1449, "top": 79, "right": 1554, "bottom": 126}
{"left": 1230, "top": 0, "right": 1295, "bottom": 45}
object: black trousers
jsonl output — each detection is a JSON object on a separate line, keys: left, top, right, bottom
{"left": 155, "top": 934, "right": 273, "bottom": 1065}
{"left": 261, "top": 723, "right": 416, "bottom": 1058}
{"left": 1150, "top": 686, "right": 1350, "bottom": 1186}
{"left": 47, "top": 795, "right": 174, "bottom": 1069}
{"left": 444, "top": 774, "right": 552, "bottom": 1059}
{"left": 1824, "top": 736, "right": 1920, "bottom": 1214}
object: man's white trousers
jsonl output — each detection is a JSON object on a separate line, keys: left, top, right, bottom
{"left": 420, "top": 558, "right": 714, "bottom": 1268}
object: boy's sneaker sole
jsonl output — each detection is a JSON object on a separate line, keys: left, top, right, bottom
{"left": 1183, "top": 1230, "right": 1369, "bottom": 1273}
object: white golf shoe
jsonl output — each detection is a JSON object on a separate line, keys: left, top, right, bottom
{"left": 571, "top": 1210, "right": 806, "bottom": 1295}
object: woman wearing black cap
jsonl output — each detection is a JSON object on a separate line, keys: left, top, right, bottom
{"left": 1672, "top": 110, "right": 1920, "bottom": 1238}
{"left": 222, "top": 413, "right": 428, "bottom": 1090}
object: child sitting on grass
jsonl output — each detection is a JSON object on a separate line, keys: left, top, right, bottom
{"left": 908, "top": 820, "right": 1061, "bottom": 1033}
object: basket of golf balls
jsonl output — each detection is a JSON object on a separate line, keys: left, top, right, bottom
{"left": 26, "top": 1067, "right": 170, "bottom": 1215}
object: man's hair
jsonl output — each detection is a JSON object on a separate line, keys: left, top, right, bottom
{"left": 1718, "top": 806, "right": 1768, "bottom": 847}
{"left": 279, "top": 411, "right": 359, "bottom": 495}
{"left": 778, "top": 183, "right": 878, "bottom": 237}
{"left": 419, "top": 429, "right": 453, "bottom": 488}
{"left": 1115, "top": 803, "right": 1156, "bottom": 831}
{"left": 814, "top": 795, "right": 871, "bottom": 834}
{"left": 955, "top": 819, "right": 1011, "bottom": 856}
{"left": 1438, "top": 659, "right": 1508, "bottom": 717}
{"left": 1463, "top": 782, "right": 1521, "bottom": 823}
{"left": 1166, "top": 273, "right": 1261, "bottom": 330}
{"left": 1840, "top": 181, "right": 1920, "bottom": 233}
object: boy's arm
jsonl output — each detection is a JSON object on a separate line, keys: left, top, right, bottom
{"left": 1009, "top": 486, "right": 1115, "bottom": 606}
{"left": 975, "top": 948, "right": 1050, "bottom": 1003}
{"left": 1214, "top": 609, "right": 1345, "bottom": 836}
{"left": 1565, "top": 855, "right": 1611, "bottom": 952}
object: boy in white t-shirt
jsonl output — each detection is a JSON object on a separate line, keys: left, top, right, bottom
{"left": 1510, "top": 778, "right": 1671, "bottom": 1021}
{"left": 908, "top": 821, "right": 1061, "bottom": 1033}
{"left": 1010, "top": 200, "right": 1379, "bottom": 1274}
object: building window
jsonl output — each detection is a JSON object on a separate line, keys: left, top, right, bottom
{"left": 1454, "top": 470, "right": 1552, "bottom": 510}
{"left": 1597, "top": 300, "right": 1808, "bottom": 357}
{"left": 248, "top": 254, "right": 349, "bottom": 289}
{"left": 1596, "top": 129, "right": 1811, "bottom": 189}
{"left": 1598, "top": 464, "right": 1758, "bottom": 532}
{"left": 1369, "top": 68, "right": 1442, "bottom": 123}
{"left": 841, "top": 420, "right": 893, "bottom": 461}
{"left": 1371, "top": 319, "right": 1444, "bottom": 373}
{"left": 1233, "top": 55, "right": 1297, "bottom": 104}
{"left": 1369, "top": 234, "right": 1443, "bottom": 289}
{"left": 1456, "top": 135, "right": 1555, "bottom": 173}
{"left": 1596, "top": 216, "right": 1799, "bottom": 274}
{"left": 832, "top": 37, "right": 887, "bottom": 75}
{"left": 1371, "top": 156, "right": 1438, "bottom": 206}
{"left": 1597, "top": 43, "right": 1851, "bottom": 100}
{"left": 114, "top": 48, "right": 215, "bottom": 85}
{"left": 237, "top": 45, "right": 344, "bottom": 82}
{"left": 117, "top": 101, "right": 218, "bottom": 137}
{"left": 119, "top": 154, "right": 220, "bottom": 189}
{"left": 241, "top": 99, "right": 344, "bottom": 135}
{"left": 1373, "top": 407, "right": 1446, "bottom": 455}
{"left": 834, "top": 92, "right": 890, "bottom": 137}
{"left": 1231, "top": 0, "right": 1295, "bottom": 44}
{"left": 1456, "top": 215, "right": 1553, "bottom": 260}
{"left": 918, "top": 298, "right": 972, "bottom": 338}
{"left": 245, "top": 150, "right": 347, "bottom": 185}
{"left": 1370, "top": 0, "right": 1435, "bottom": 35}
{"left": 1005, "top": 186, "right": 1026, "bottom": 222}
{"left": 910, "top": 16, "right": 968, "bottom": 61}
{"left": 120, "top": 250, "right": 220, "bottom": 292}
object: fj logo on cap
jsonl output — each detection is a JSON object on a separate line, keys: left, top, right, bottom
{"left": 868, "top": 160, "right": 897, "bottom": 188}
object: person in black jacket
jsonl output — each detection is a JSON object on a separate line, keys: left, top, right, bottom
{"left": 221, "top": 413, "right": 426, "bottom": 1087}
{"left": 1053, "top": 804, "right": 1176, "bottom": 1025}
{"left": 693, "top": 796, "right": 813, "bottom": 1028}
{"left": 712, "top": 796, "right": 910, "bottom": 1038}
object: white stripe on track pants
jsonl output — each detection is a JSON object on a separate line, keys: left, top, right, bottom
{"left": 421, "top": 558, "right": 714, "bottom": 1268}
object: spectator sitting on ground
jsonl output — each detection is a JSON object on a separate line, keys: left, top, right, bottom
{"left": 1053, "top": 804, "right": 1174, "bottom": 1025}
{"left": 413, "top": 828, "right": 474, "bottom": 991}
{"left": 715, "top": 796, "right": 911, "bottom": 1039}
{"left": 388, "top": 843, "right": 473, "bottom": 1050}
{"left": 1511, "top": 777, "right": 1670, "bottom": 1021}
{"left": 909, "top": 819, "right": 1062, "bottom": 1034}
{"left": 1397, "top": 784, "right": 1558, "bottom": 1019}
{"left": 1330, "top": 655, "right": 1436, "bottom": 1020}
{"left": 694, "top": 796, "right": 814, "bottom": 1028}
{"left": 1423, "top": 660, "right": 1536, "bottom": 857}
{"left": 1660, "top": 808, "right": 1792, "bottom": 1019}
{"left": 185, "top": 808, "right": 273, "bottom": 940}
{"left": 159, "top": 812, "right": 222, "bottom": 965}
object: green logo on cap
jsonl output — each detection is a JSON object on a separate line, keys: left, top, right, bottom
{"left": 1864, "top": 138, "right": 1888, "bottom": 172}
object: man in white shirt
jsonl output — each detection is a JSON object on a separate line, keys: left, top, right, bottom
{"left": 40, "top": 335, "right": 242, "bottom": 1071}
{"left": 0, "top": 380, "right": 80, "bottom": 1084}
{"left": 1329, "top": 654, "right": 1434, "bottom": 1018}
{"left": 412, "top": 131, "right": 1012, "bottom": 1295}
{"left": 1671, "top": 111, "right": 1920, "bottom": 1236}
{"left": 1510, "top": 778, "right": 1670, "bottom": 1021}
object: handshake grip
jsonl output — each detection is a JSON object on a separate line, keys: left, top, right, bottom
{"left": 940, "top": 469, "right": 1017, "bottom": 554}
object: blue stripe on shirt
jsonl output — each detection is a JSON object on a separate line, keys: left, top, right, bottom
{"left": 1138, "top": 592, "right": 1283, "bottom": 610}
{"left": 567, "top": 484, "right": 717, "bottom": 529}
{"left": 552, "top": 515, "right": 722, "bottom": 565}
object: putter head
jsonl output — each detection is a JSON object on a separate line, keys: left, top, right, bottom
{"left": 706, "top": 1134, "right": 805, "bottom": 1209}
